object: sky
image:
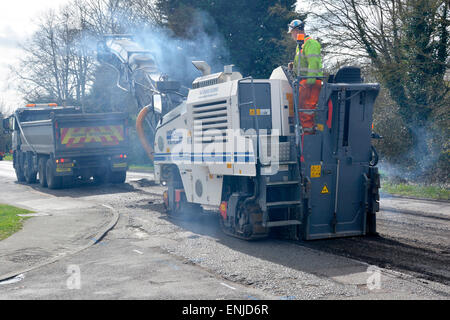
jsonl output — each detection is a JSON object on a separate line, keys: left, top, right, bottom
{"left": 0, "top": 0, "right": 70, "bottom": 114}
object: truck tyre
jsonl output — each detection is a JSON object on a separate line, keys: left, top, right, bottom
{"left": 15, "top": 167, "right": 26, "bottom": 182}
{"left": 14, "top": 151, "right": 26, "bottom": 182}
{"left": 109, "top": 171, "right": 126, "bottom": 184}
{"left": 46, "top": 159, "right": 62, "bottom": 189}
{"left": 24, "top": 153, "right": 37, "bottom": 184}
{"left": 38, "top": 157, "right": 48, "bottom": 187}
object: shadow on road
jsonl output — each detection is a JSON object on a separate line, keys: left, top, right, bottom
{"left": 21, "top": 180, "right": 138, "bottom": 199}
{"left": 136, "top": 201, "right": 369, "bottom": 279}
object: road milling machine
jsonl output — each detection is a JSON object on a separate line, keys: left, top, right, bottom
{"left": 98, "top": 35, "right": 381, "bottom": 241}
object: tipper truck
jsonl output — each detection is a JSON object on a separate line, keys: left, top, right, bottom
{"left": 3, "top": 104, "right": 129, "bottom": 189}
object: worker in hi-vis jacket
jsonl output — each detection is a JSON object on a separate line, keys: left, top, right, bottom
{"left": 288, "top": 19, "right": 323, "bottom": 135}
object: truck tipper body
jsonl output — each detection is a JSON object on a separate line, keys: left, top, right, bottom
{"left": 4, "top": 104, "right": 129, "bottom": 188}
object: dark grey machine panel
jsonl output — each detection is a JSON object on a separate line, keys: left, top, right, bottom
{"left": 238, "top": 82, "right": 272, "bottom": 132}
{"left": 302, "top": 83, "right": 380, "bottom": 240}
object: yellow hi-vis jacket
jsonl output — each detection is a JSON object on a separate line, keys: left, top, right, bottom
{"left": 293, "top": 36, "right": 323, "bottom": 85}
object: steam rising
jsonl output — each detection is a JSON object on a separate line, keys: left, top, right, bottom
{"left": 132, "top": 11, "right": 231, "bottom": 87}
{"left": 379, "top": 125, "right": 447, "bottom": 186}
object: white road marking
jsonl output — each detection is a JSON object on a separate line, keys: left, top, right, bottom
{"left": 133, "top": 250, "right": 144, "bottom": 255}
{"left": 220, "top": 282, "right": 236, "bottom": 290}
{"left": 134, "top": 230, "right": 148, "bottom": 239}
{"left": 102, "top": 204, "right": 114, "bottom": 210}
{"left": 18, "top": 213, "right": 51, "bottom": 217}
{"left": 0, "top": 274, "right": 25, "bottom": 285}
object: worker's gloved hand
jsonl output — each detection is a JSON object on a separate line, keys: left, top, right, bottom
{"left": 288, "top": 62, "right": 294, "bottom": 71}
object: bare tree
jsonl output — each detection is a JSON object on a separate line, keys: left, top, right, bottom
{"left": 72, "top": 0, "right": 160, "bottom": 36}
{"left": 303, "top": 0, "right": 449, "bottom": 180}
{"left": 305, "top": 0, "right": 448, "bottom": 107}
{"left": 62, "top": 4, "right": 96, "bottom": 108}
{"left": 127, "top": 0, "right": 163, "bottom": 27}
{"left": 11, "top": 0, "right": 161, "bottom": 108}
{"left": 73, "top": 0, "right": 127, "bottom": 35}
{"left": 11, "top": 4, "right": 96, "bottom": 106}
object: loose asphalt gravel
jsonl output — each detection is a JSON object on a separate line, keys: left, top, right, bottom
{"left": 73, "top": 177, "right": 450, "bottom": 299}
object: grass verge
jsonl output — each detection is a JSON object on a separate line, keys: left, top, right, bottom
{"left": 381, "top": 182, "right": 450, "bottom": 201}
{"left": 0, "top": 204, "right": 33, "bottom": 241}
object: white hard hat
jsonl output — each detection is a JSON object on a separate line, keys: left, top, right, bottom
{"left": 288, "top": 19, "right": 305, "bottom": 33}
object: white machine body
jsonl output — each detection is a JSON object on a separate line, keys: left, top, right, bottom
{"left": 154, "top": 66, "right": 294, "bottom": 207}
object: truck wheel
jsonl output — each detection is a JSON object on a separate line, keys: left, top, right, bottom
{"left": 14, "top": 151, "right": 26, "bottom": 182}
{"left": 15, "top": 167, "right": 26, "bottom": 182}
{"left": 38, "top": 158, "right": 48, "bottom": 187}
{"left": 24, "top": 153, "right": 37, "bottom": 184}
{"left": 46, "top": 159, "right": 62, "bottom": 189}
{"left": 109, "top": 171, "right": 126, "bottom": 184}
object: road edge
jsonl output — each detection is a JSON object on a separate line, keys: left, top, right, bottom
{"left": 380, "top": 192, "right": 450, "bottom": 204}
{"left": 0, "top": 204, "right": 120, "bottom": 282}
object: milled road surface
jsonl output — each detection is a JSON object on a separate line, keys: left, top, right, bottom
{"left": 0, "top": 160, "right": 449, "bottom": 299}
{"left": 303, "top": 196, "right": 450, "bottom": 286}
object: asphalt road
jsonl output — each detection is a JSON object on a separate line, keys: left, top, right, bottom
{"left": 0, "top": 160, "right": 449, "bottom": 300}
{"left": 303, "top": 196, "right": 450, "bottom": 286}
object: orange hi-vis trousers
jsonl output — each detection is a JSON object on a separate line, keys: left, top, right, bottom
{"left": 298, "top": 79, "right": 322, "bottom": 135}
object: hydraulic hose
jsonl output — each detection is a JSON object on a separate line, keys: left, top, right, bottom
{"left": 136, "top": 106, "right": 154, "bottom": 161}
{"left": 370, "top": 145, "right": 379, "bottom": 167}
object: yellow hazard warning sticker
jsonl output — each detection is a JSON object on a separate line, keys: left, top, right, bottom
{"left": 249, "top": 109, "right": 262, "bottom": 116}
{"left": 317, "top": 124, "right": 324, "bottom": 131}
{"left": 321, "top": 185, "right": 330, "bottom": 194}
{"left": 61, "top": 125, "right": 124, "bottom": 147}
{"left": 311, "top": 165, "right": 322, "bottom": 178}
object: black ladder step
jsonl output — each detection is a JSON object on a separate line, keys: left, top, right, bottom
{"left": 266, "top": 201, "right": 301, "bottom": 208}
{"left": 279, "top": 161, "right": 298, "bottom": 165}
{"left": 264, "top": 220, "right": 302, "bottom": 227}
{"left": 266, "top": 180, "right": 300, "bottom": 186}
